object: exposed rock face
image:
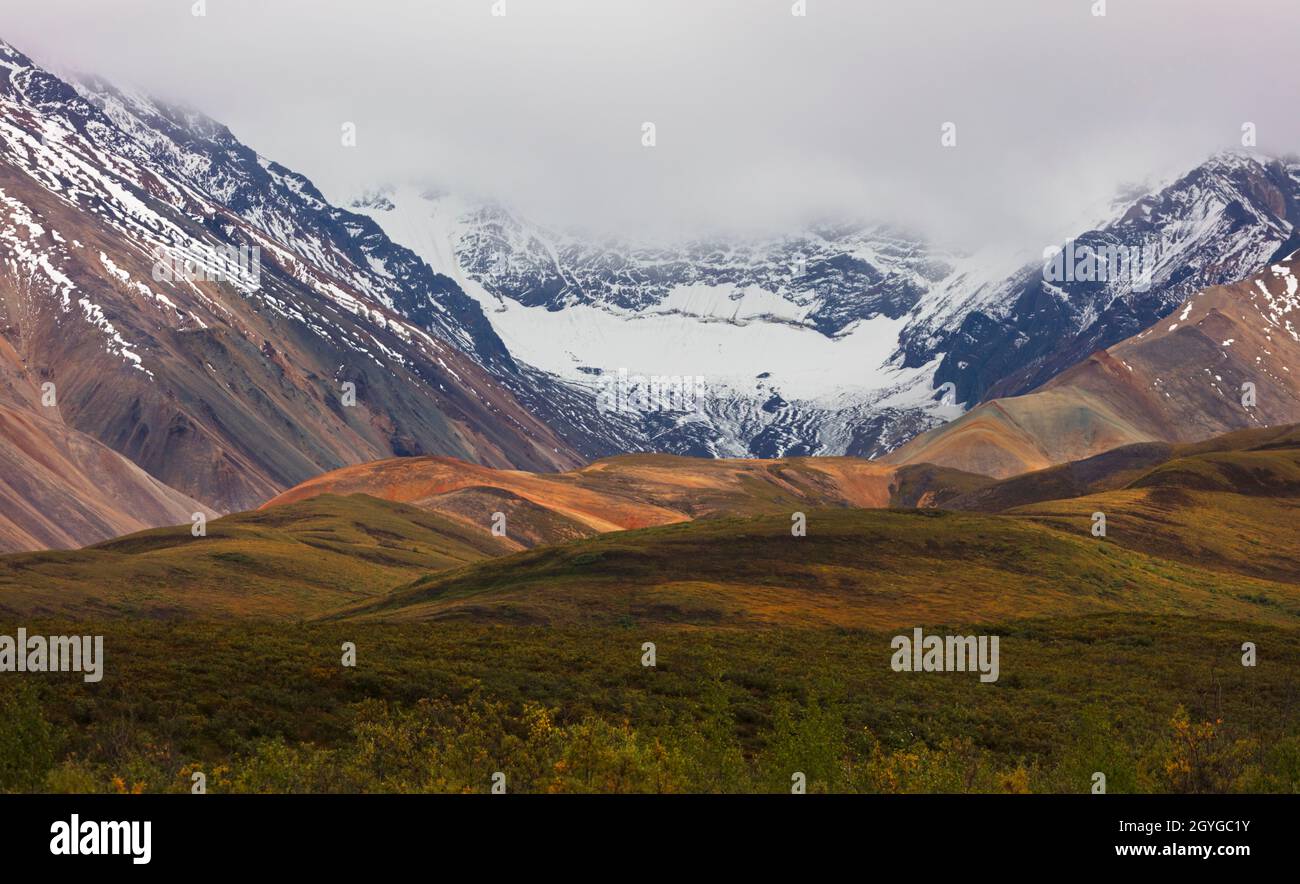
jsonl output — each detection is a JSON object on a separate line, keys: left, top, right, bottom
{"left": 0, "top": 37, "right": 584, "bottom": 539}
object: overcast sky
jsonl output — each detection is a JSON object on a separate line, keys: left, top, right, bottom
{"left": 6, "top": 0, "right": 1299, "bottom": 247}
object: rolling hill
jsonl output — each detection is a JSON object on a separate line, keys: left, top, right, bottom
{"left": 261, "top": 452, "right": 904, "bottom": 536}
{"left": 0, "top": 451, "right": 904, "bottom": 618}
{"left": 331, "top": 500, "right": 1300, "bottom": 628}
{"left": 324, "top": 425, "right": 1300, "bottom": 627}
{"left": 5, "top": 424, "right": 1300, "bottom": 627}
{"left": 941, "top": 424, "right": 1300, "bottom": 513}
{"left": 0, "top": 449, "right": 930, "bottom": 618}
{"left": 0, "top": 493, "right": 511, "bottom": 618}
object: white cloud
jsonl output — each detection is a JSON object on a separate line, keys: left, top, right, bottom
{"left": 7, "top": 0, "right": 1299, "bottom": 247}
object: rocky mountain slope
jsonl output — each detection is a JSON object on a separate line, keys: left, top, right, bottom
{"left": 0, "top": 400, "right": 213, "bottom": 552}
{"left": 0, "top": 37, "right": 587, "bottom": 535}
{"left": 929, "top": 152, "right": 1300, "bottom": 405}
{"left": 4, "top": 32, "right": 1299, "bottom": 554}
{"left": 886, "top": 252, "right": 1300, "bottom": 477}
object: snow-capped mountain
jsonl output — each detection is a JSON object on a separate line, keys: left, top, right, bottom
{"left": 73, "top": 74, "right": 512, "bottom": 372}
{"left": 350, "top": 152, "right": 1300, "bottom": 458}
{"left": 350, "top": 187, "right": 1013, "bottom": 457}
{"left": 0, "top": 37, "right": 589, "bottom": 523}
{"left": 926, "top": 151, "right": 1300, "bottom": 405}
{"left": 4, "top": 27, "right": 1299, "bottom": 542}
{"left": 887, "top": 250, "right": 1300, "bottom": 478}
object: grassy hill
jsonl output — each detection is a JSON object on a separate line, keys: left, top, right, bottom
{"left": 332, "top": 504, "right": 1300, "bottom": 628}
{"left": 0, "top": 451, "right": 946, "bottom": 620}
{"left": 0, "top": 493, "right": 511, "bottom": 619}
{"left": 6, "top": 427, "right": 1300, "bottom": 793}
{"left": 5, "top": 425, "right": 1300, "bottom": 626}
{"left": 941, "top": 424, "right": 1300, "bottom": 512}
{"left": 318, "top": 428, "right": 1300, "bottom": 628}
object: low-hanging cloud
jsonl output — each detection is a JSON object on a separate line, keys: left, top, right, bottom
{"left": 7, "top": 0, "right": 1299, "bottom": 248}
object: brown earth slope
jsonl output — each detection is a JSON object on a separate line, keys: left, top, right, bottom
{"left": 261, "top": 453, "right": 903, "bottom": 542}
{"left": 0, "top": 400, "right": 214, "bottom": 552}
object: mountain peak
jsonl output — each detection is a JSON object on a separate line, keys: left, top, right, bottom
{"left": 0, "top": 35, "right": 29, "bottom": 62}
{"left": 1202, "top": 147, "right": 1272, "bottom": 171}
{"left": 0, "top": 41, "right": 583, "bottom": 526}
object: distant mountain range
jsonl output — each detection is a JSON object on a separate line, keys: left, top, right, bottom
{"left": 351, "top": 152, "right": 1300, "bottom": 459}
{"left": 3, "top": 33, "right": 1300, "bottom": 552}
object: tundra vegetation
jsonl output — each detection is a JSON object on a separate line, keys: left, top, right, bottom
{"left": 2, "top": 616, "right": 1298, "bottom": 794}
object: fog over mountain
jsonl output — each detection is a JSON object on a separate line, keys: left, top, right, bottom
{"left": 7, "top": 0, "right": 1300, "bottom": 248}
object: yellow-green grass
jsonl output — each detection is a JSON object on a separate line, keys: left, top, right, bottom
{"left": 0, "top": 494, "right": 509, "bottom": 619}
{"left": 887, "top": 462, "right": 995, "bottom": 507}
{"left": 941, "top": 426, "right": 1300, "bottom": 514}
{"left": 333, "top": 505, "right": 1300, "bottom": 628}
{"left": 1012, "top": 446, "right": 1300, "bottom": 582}
{"left": 4, "top": 614, "right": 1299, "bottom": 793}
{"left": 1130, "top": 448, "right": 1300, "bottom": 495}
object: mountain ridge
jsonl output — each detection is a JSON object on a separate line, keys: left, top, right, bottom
{"left": 0, "top": 36, "right": 589, "bottom": 538}
{"left": 886, "top": 251, "right": 1300, "bottom": 477}
{"left": 353, "top": 150, "right": 1300, "bottom": 460}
